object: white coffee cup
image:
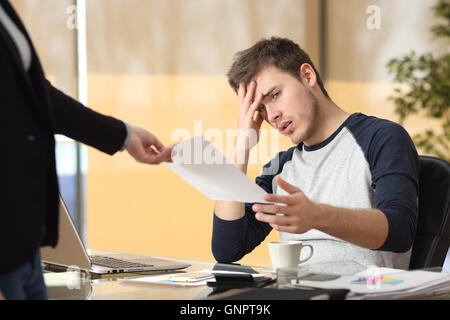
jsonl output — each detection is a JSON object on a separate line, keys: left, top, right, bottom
{"left": 268, "top": 240, "right": 314, "bottom": 270}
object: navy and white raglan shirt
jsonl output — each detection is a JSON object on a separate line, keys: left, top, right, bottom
{"left": 212, "top": 113, "right": 419, "bottom": 269}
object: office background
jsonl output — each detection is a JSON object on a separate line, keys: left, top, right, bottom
{"left": 11, "top": 0, "right": 449, "bottom": 269}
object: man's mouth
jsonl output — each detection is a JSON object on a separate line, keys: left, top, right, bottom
{"left": 279, "top": 121, "right": 293, "bottom": 133}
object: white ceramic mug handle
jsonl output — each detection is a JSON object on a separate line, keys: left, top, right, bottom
{"left": 299, "top": 244, "right": 313, "bottom": 263}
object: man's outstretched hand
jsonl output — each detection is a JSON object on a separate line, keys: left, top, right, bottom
{"left": 126, "top": 126, "right": 173, "bottom": 165}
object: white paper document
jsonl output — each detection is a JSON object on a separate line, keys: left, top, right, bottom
{"left": 119, "top": 271, "right": 212, "bottom": 287}
{"left": 118, "top": 269, "right": 267, "bottom": 287}
{"left": 165, "top": 136, "right": 270, "bottom": 203}
{"left": 297, "top": 267, "right": 450, "bottom": 299}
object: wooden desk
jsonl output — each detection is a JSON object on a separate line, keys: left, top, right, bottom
{"left": 44, "top": 256, "right": 270, "bottom": 300}
{"left": 44, "top": 255, "right": 450, "bottom": 300}
{"left": 90, "top": 257, "right": 217, "bottom": 300}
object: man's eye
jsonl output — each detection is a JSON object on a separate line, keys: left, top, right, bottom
{"left": 258, "top": 105, "right": 266, "bottom": 112}
{"left": 273, "top": 91, "right": 280, "bottom": 99}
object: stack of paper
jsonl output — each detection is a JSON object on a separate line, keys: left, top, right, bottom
{"left": 297, "top": 267, "right": 450, "bottom": 299}
{"left": 119, "top": 270, "right": 214, "bottom": 287}
{"left": 119, "top": 270, "right": 268, "bottom": 287}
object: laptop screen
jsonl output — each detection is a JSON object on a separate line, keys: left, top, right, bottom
{"left": 40, "top": 195, "right": 91, "bottom": 269}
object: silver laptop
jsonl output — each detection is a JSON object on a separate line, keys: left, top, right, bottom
{"left": 40, "top": 196, "right": 190, "bottom": 275}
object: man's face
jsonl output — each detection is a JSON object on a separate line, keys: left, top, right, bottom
{"left": 253, "top": 65, "right": 319, "bottom": 145}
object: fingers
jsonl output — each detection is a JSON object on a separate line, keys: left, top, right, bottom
{"left": 248, "top": 92, "right": 263, "bottom": 122}
{"left": 255, "top": 211, "right": 291, "bottom": 227}
{"left": 261, "top": 177, "right": 303, "bottom": 204}
{"left": 255, "top": 212, "right": 299, "bottom": 233}
{"left": 158, "top": 145, "right": 174, "bottom": 163}
{"left": 238, "top": 82, "right": 246, "bottom": 107}
{"left": 164, "top": 144, "right": 174, "bottom": 162}
{"left": 269, "top": 224, "right": 298, "bottom": 233}
{"left": 264, "top": 193, "right": 297, "bottom": 205}
{"left": 236, "top": 81, "right": 264, "bottom": 151}
{"left": 254, "top": 111, "right": 265, "bottom": 127}
{"left": 142, "top": 146, "right": 172, "bottom": 164}
{"left": 150, "top": 135, "right": 164, "bottom": 151}
{"left": 252, "top": 203, "right": 287, "bottom": 215}
{"left": 276, "top": 175, "right": 301, "bottom": 195}
{"left": 127, "top": 126, "right": 173, "bottom": 165}
{"left": 243, "top": 81, "right": 256, "bottom": 112}
{"left": 238, "top": 81, "right": 259, "bottom": 117}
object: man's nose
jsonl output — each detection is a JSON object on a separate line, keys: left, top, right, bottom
{"left": 267, "top": 108, "right": 282, "bottom": 124}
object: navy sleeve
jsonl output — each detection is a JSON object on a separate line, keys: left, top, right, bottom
{"left": 211, "top": 205, "right": 272, "bottom": 263}
{"left": 211, "top": 148, "right": 296, "bottom": 263}
{"left": 367, "top": 122, "right": 419, "bottom": 253}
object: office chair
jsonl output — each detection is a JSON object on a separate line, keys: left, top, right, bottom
{"left": 409, "top": 156, "right": 450, "bottom": 270}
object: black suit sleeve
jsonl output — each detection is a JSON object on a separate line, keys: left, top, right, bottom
{"left": 45, "top": 80, "right": 127, "bottom": 155}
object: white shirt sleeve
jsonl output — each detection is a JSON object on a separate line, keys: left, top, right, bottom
{"left": 0, "top": 3, "right": 32, "bottom": 71}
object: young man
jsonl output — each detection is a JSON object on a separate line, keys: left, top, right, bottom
{"left": 212, "top": 37, "right": 419, "bottom": 269}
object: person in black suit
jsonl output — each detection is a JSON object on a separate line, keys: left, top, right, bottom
{"left": 0, "top": 0, "right": 172, "bottom": 299}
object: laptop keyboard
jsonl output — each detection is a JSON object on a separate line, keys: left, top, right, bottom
{"left": 90, "top": 255, "right": 154, "bottom": 269}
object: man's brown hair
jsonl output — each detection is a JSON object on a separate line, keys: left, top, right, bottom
{"left": 227, "top": 37, "right": 329, "bottom": 99}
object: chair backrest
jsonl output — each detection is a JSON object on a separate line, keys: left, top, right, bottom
{"left": 409, "top": 156, "right": 450, "bottom": 269}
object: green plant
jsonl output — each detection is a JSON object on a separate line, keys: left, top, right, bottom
{"left": 386, "top": 0, "right": 450, "bottom": 161}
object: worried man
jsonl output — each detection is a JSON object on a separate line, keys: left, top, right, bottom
{"left": 212, "top": 37, "right": 419, "bottom": 269}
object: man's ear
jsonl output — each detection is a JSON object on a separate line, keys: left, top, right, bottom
{"left": 299, "top": 63, "right": 317, "bottom": 88}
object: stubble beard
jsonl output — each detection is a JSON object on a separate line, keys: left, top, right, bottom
{"left": 292, "top": 94, "right": 320, "bottom": 145}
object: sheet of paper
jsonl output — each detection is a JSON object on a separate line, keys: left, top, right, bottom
{"left": 119, "top": 275, "right": 210, "bottom": 287}
{"left": 165, "top": 136, "right": 270, "bottom": 203}
{"left": 298, "top": 268, "right": 450, "bottom": 297}
{"left": 118, "top": 269, "right": 268, "bottom": 287}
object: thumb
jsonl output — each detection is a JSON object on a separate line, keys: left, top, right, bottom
{"left": 159, "top": 145, "right": 174, "bottom": 163}
{"left": 139, "top": 146, "right": 172, "bottom": 165}
{"left": 276, "top": 175, "right": 301, "bottom": 195}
